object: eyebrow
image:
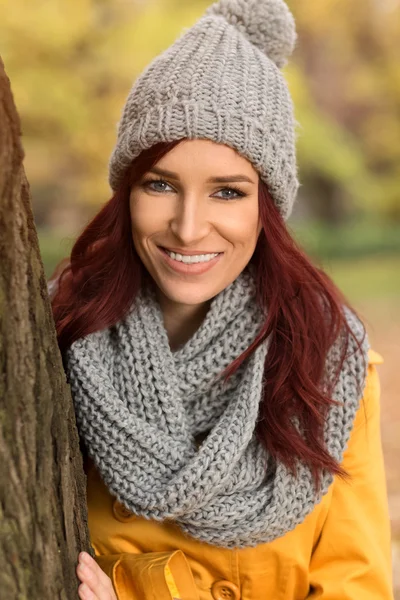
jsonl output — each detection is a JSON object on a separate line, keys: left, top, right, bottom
{"left": 148, "top": 166, "right": 256, "bottom": 184}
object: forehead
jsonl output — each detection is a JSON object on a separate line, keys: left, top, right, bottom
{"left": 155, "top": 139, "right": 258, "bottom": 177}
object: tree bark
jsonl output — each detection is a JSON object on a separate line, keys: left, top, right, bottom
{"left": 0, "top": 58, "right": 91, "bottom": 598}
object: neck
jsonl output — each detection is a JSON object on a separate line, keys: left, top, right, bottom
{"left": 156, "top": 292, "right": 211, "bottom": 351}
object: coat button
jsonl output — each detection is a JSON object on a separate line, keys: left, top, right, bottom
{"left": 112, "top": 499, "right": 134, "bottom": 522}
{"left": 211, "top": 580, "right": 240, "bottom": 600}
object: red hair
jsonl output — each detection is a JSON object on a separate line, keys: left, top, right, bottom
{"left": 51, "top": 140, "right": 365, "bottom": 487}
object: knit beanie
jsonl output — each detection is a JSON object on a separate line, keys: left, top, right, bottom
{"left": 109, "top": 0, "right": 299, "bottom": 220}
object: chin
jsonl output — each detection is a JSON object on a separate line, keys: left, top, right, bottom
{"left": 156, "top": 279, "right": 222, "bottom": 307}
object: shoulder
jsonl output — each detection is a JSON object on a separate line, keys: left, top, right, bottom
{"left": 362, "top": 347, "right": 384, "bottom": 412}
{"left": 367, "top": 348, "right": 384, "bottom": 365}
{"left": 343, "top": 347, "right": 384, "bottom": 461}
{"left": 354, "top": 347, "right": 384, "bottom": 427}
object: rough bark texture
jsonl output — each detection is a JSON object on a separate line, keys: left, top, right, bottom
{"left": 0, "top": 58, "right": 92, "bottom": 599}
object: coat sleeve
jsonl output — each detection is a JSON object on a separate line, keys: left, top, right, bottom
{"left": 307, "top": 351, "right": 394, "bottom": 599}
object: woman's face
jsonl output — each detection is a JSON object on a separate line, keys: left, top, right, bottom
{"left": 129, "top": 139, "right": 261, "bottom": 307}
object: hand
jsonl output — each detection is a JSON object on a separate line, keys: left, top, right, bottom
{"left": 76, "top": 551, "right": 118, "bottom": 600}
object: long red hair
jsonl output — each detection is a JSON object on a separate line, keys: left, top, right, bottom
{"left": 51, "top": 139, "right": 366, "bottom": 487}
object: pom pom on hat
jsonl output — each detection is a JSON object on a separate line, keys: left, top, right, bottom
{"left": 206, "top": 0, "right": 297, "bottom": 68}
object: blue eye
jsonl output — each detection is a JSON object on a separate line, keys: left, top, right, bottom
{"left": 214, "top": 187, "right": 246, "bottom": 200}
{"left": 144, "top": 179, "right": 174, "bottom": 193}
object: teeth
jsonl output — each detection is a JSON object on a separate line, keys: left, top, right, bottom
{"left": 166, "top": 250, "right": 219, "bottom": 264}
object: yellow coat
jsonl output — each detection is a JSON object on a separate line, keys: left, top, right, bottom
{"left": 86, "top": 349, "right": 393, "bottom": 600}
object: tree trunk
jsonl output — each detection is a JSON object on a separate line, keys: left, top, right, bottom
{"left": 0, "top": 58, "right": 91, "bottom": 599}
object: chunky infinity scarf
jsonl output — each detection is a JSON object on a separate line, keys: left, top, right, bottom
{"left": 66, "top": 270, "right": 369, "bottom": 548}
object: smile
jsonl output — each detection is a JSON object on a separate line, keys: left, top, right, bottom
{"left": 158, "top": 246, "right": 223, "bottom": 274}
{"left": 164, "top": 250, "right": 220, "bottom": 264}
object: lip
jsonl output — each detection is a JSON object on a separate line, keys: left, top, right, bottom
{"left": 161, "top": 246, "right": 221, "bottom": 256}
{"left": 157, "top": 246, "right": 223, "bottom": 275}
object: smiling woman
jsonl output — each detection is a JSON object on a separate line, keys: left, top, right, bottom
{"left": 129, "top": 140, "right": 261, "bottom": 325}
{"left": 49, "top": 0, "right": 393, "bottom": 598}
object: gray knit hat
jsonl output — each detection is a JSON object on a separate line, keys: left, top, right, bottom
{"left": 109, "top": 0, "right": 299, "bottom": 220}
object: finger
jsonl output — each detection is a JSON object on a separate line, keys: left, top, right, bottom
{"left": 78, "top": 582, "right": 97, "bottom": 600}
{"left": 79, "top": 553, "right": 109, "bottom": 588}
{"left": 77, "top": 563, "right": 94, "bottom": 587}
{"left": 77, "top": 559, "right": 116, "bottom": 600}
{"left": 79, "top": 553, "right": 116, "bottom": 592}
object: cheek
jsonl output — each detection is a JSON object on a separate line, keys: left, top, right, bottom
{"left": 217, "top": 204, "right": 260, "bottom": 248}
{"left": 130, "top": 197, "right": 167, "bottom": 239}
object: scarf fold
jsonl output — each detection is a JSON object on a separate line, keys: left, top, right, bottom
{"left": 66, "top": 270, "right": 369, "bottom": 548}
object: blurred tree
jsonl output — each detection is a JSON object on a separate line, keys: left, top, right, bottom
{"left": 285, "top": 65, "right": 370, "bottom": 223}
{"left": 287, "top": 0, "right": 400, "bottom": 221}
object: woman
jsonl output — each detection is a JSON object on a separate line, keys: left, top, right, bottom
{"left": 50, "top": 0, "right": 393, "bottom": 598}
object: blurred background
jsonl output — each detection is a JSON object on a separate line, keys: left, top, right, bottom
{"left": 0, "top": 0, "right": 399, "bottom": 593}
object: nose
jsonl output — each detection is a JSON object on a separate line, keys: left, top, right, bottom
{"left": 169, "top": 192, "right": 211, "bottom": 245}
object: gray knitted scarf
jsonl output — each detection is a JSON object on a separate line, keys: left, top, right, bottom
{"left": 66, "top": 270, "right": 369, "bottom": 549}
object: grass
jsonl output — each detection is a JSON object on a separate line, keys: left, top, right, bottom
{"left": 320, "top": 255, "right": 400, "bottom": 303}
{"left": 292, "top": 220, "right": 400, "bottom": 261}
